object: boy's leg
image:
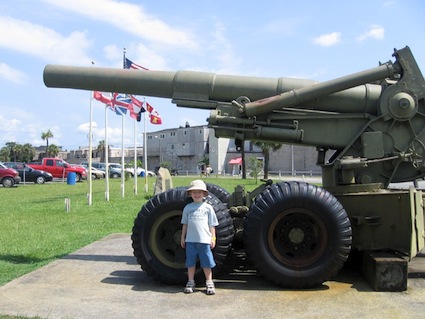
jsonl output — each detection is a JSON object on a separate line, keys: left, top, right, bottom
{"left": 184, "top": 243, "right": 197, "bottom": 293}
{"left": 203, "top": 268, "right": 215, "bottom": 295}
{"left": 188, "top": 266, "right": 196, "bottom": 281}
{"left": 184, "top": 266, "right": 196, "bottom": 293}
{"left": 203, "top": 267, "right": 212, "bottom": 282}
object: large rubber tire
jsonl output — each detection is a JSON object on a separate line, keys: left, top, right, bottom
{"left": 131, "top": 187, "right": 234, "bottom": 285}
{"left": 206, "top": 183, "right": 230, "bottom": 204}
{"left": 244, "top": 181, "right": 352, "bottom": 289}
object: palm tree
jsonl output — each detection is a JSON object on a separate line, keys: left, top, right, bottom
{"left": 41, "top": 129, "right": 53, "bottom": 158}
{"left": 21, "top": 143, "right": 36, "bottom": 162}
{"left": 0, "top": 146, "right": 10, "bottom": 162}
{"left": 253, "top": 141, "right": 284, "bottom": 179}
{"left": 5, "top": 142, "right": 17, "bottom": 161}
{"left": 48, "top": 144, "right": 60, "bottom": 157}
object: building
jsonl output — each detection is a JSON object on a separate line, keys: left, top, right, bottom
{"left": 144, "top": 124, "right": 320, "bottom": 176}
{"left": 53, "top": 124, "right": 320, "bottom": 176}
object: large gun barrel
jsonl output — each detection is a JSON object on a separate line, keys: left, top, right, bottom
{"left": 43, "top": 64, "right": 384, "bottom": 115}
{"left": 243, "top": 62, "right": 396, "bottom": 117}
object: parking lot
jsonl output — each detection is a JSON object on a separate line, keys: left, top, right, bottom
{"left": 0, "top": 233, "right": 424, "bottom": 319}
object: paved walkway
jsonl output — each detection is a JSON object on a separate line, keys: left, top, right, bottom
{"left": 0, "top": 233, "right": 424, "bottom": 319}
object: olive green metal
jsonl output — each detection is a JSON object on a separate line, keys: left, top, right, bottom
{"left": 43, "top": 46, "right": 425, "bottom": 186}
{"left": 242, "top": 62, "right": 397, "bottom": 117}
{"left": 43, "top": 66, "right": 383, "bottom": 113}
{"left": 43, "top": 46, "right": 425, "bottom": 266}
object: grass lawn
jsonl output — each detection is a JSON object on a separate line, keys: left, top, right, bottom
{"left": 0, "top": 175, "right": 261, "bottom": 287}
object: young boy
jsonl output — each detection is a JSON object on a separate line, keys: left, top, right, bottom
{"left": 180, "top": 179, "right": 219, "bottom": 295}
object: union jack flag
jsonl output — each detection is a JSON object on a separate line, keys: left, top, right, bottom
{"left": 93, "top": 91, "right": 130, "bottom": 116}
{"left": 111, "top": 93, "right": 130, "bottom": 116}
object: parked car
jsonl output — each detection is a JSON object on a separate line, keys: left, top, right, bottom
{"left": 80, "top": 162, "right": 106, "bottom": 171}
{"left": 78, "top": 164, "right": 106, "bottom": 179}
{"left": 80, "top": 162, "right": 121, "bottom": 178}
{"left": 108, "top": 163, "right": 155, "bottom": 177}
{"left": 28, "top": 158, "right": 87, "bottom": 181}
{"left": 0, "top": 163, "right": 21, "bottom": 187}
{"left": 3, "top": 162, "right": 53, "bottom": 184}
{"left": 89, "top": 167, "right": 106, "bottom": 179}
{"left": 108, "top": 164, "right": 122, "bottom": 178}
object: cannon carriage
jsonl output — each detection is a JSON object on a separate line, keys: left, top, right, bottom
{"left": 44, "top": 46, "right": 425, "bottom": 290}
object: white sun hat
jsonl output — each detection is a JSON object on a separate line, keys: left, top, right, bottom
{"left": 187, "top": 180, "right": 208, "bottom": 193}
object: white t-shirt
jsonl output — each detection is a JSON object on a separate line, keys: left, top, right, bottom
{"left": 181, "top": 201, "right": 219, "bottom": 244}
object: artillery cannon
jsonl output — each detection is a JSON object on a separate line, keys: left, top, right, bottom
{"left": 44, "top": 46, "right": 425, "bottom": 291}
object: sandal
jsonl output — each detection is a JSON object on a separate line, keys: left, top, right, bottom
{"left": 206, "top": 281, "right": 215, "bottom": 295}
{"left": 184, "top": 280, "right": 195, "bottom": 293}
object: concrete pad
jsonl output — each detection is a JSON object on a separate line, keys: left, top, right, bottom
{"left": 0, "top": 233, "right": 425, "bottom": 319}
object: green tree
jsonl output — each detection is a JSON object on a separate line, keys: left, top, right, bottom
{"left": 0, "top": 146, "right": 10, "bottom": 162}
{"left": 48, "top": 144, "right": 60, "bottom": 157}
{"left": 248, "top": 156, "right": 263, "bottom": 184}
{"left": 21, "top": 143, "right": 36, "bottom": 162}
{"left": 0, "top": 142, "right": 35, "bottom": 162}
{"left": 253, "top": 141, "right": 283, "bottom": 179}
{"left": 5, "top": 142, "right": 18, "bottom": 161}
{"left": 160, "top": 161, "right": 172, "bottom": 170}
{"left": 41, "top": 129, "right": 53, "bottom": 158}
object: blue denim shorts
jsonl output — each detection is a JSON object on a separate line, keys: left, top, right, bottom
{"left": 185, "top": 242, "right": 216, "bottom": 268}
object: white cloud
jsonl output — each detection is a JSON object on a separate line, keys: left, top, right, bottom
{"left": 0, "top": 114, "right": 21, "bottom": 132}
{"left": 0, "top": 16, "right": 92, "bottom": 65}
{"left": 77, "top": 122, "right": 98, "bottom": 135}
{"left": 383, "top": 1, "right": 396, "bottom": 7}
{"left": 312, "top": 32, "right": 341, "bottom": 47}
{"left": 76, "top": 121, "right": 135, "bottom": 146}
{"left": 197, "top": 20, "right": 241, "bottom": 74}
{"left": 0, "top": 63, "right": 28, "bottom": 83}
{"left": 42, "top": 0, "right": 197, "bottom": 49}
{"left": 356, "top": 25, "right": 385, "bottom": 42}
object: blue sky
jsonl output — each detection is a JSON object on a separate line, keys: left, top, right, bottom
{"left": 1, "top": 0, "right": 424, "bottom": 150}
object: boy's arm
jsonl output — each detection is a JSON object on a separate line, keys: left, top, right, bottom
{"left": 181, "top": 224, "right": 188, "bottom": 248}
{"left": 210, "top": 227, "right": 216, "bottom": 249}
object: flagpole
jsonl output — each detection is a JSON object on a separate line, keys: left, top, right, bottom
{"left": 104, "top": 105, "right": 110, "bottom": 201}
{"left": 121, "top": 113, "right": 125, "bottom": 198}
{"left": 87, "top": 61, "right": 94, "bottom": 206}
{"left": 133, "top": 116, "right": 138, "bottom": 195}
{"left": 144, "top": 108, "right": 148, "bottom": 193}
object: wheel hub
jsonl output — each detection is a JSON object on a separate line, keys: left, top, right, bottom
{"left": 288, "top": 227, "right": 304, "bottom": 245}
{"left": 268, "top": 208, "right": 328, "bottom": 268}
{"left": 149, "top": 212, "right": 185, "bottom": 268}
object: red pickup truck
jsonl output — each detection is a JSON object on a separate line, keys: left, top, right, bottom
{"left": 28, "top": 158, "right": 87, "bottom": 182}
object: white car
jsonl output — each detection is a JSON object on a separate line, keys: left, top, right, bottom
{"left": 106, "top": 163, "right": 155, "bottom": 177}
{"left": 79, "top": 164, "right": 106, "bottom": 179}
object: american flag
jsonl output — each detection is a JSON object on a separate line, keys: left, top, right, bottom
{"left": 124, "top": 58, "right": 149, "bottom": 70}
{"left": 122, "top": 57, "right": 162, "bottom": 124}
